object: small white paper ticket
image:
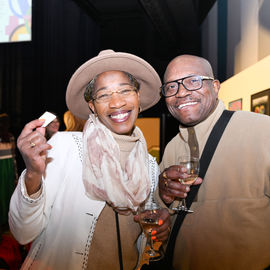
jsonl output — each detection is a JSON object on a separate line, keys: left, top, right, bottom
{"left": 39, "top": 111, "right": 56, "bottom": 127}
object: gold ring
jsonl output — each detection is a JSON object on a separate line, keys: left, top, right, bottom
{"left": 164, "top": 180, "right": 168, "bottom": 188}
{"left": 30, "top": 141, "right": 36, "bottom": 148}
{"left": 162, "top": 171, "right": 168, "bottom": 179}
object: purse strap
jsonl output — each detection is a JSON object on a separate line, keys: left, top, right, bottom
{"left": 165, "top": 109, "right": 235, "bottom": 269}
{"left": 115, "top": 212, "right": 124, "bottom": 270}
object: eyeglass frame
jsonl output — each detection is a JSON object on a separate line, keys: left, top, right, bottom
{"left": 161, "top": 75, "right": 214, "bottom": 97}
{"left": 91, "top": 87, "right": 139, "bottom": 103}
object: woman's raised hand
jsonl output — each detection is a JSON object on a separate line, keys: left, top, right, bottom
{"left": 17, "top": 119, "right": 52, "bottom": 194}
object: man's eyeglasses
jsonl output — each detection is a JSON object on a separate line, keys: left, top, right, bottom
{"left": 161, "top": 75, "right": 214, "bottom": 97}
{"left": 92, "top": 87, "right": 138, "bottom": 103}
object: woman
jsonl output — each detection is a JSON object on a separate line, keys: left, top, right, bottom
{"left": 9, "top": 50, "right": 170, "bottom": 270}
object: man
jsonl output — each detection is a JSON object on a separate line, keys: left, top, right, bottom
{"left": 158, "top": 54, "right": 270, "bottom": 270}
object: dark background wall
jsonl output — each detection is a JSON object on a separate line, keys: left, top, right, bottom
{"left": 1, "top": 1, "right": 99, "bottom": 131}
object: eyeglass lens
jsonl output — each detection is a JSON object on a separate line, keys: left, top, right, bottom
{"left": 94, "top": 87, "right": 136, "bottom": 102}
{"left": 163, "top": 76, "right": 203, "bottom": 97}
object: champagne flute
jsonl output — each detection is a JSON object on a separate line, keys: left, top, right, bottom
{"left": 138, "top": 198, "right": 164, "bottom": 261}
{"left": 172, "top": 155, "right": 200, "bottom": 213}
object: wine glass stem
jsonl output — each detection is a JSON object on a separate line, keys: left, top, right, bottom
{"left": 181, "top": 198, "right": 186, "bottom": 210}
{"left": 150, "top": 235, "right": 155, "bottom": 251}
{"left": 147, "top": 233, "right": 155, "bottom": 255}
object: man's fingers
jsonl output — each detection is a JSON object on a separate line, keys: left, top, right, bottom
{"left": 193, "top": 177, "right": 203, "bottom": 185}
{"left": 159, "top": 166, "right": 202, "bottom": 201}
{"left": 162, "top": 194, "right": 174, "bottom": 204}
{"left": 164, "top": 165, "right": 188, "bottom": 179}
{"left": 162, "top": 179, "right": 189, "bottom": 197}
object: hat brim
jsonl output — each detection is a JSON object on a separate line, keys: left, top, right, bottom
{"left": 66, "top": 50, "right": 161, "bottom": 120}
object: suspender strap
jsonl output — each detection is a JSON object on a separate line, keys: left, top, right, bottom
{"left": 165, "top": 110, "right": 235, "bottom": 269}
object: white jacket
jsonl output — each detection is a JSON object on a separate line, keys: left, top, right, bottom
{"left": 9, "top": 132, "right": 159, "bottom": 270}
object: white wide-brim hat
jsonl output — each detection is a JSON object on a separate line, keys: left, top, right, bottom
{"left": 66, "top": 49, "right": 161, "bottom": 120}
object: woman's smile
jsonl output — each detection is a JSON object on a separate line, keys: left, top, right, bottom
{"left": 109, "top": 110, "right": 131, "bottom": 122}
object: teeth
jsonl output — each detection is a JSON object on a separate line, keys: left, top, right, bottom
{"left": 110, "top": 112, "right": 128, "bottom": 119}
{"left": 178, "top": 102, "right": 197, "bottom": 109}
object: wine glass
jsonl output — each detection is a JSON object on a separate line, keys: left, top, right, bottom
{"left": 172, "top": 155, "right": 200, "bottom": 213}
{"left": 138, "top": 198, "right": 164, "bottom": 261}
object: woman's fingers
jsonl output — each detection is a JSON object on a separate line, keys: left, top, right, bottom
{"left": 18, "top": 119, "right": 45, "bottom": 144}
{"left": 17, "top": 119, "right": 51, "bottom": 175}
{"left": 154, "top": 209, "right": 171, "bottom": 241}
{"left": 134, "top": 208, "right": 171, "bottom": 241}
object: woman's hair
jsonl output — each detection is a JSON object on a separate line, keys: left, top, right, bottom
{"left": 0, "top": 113, "right": 12, "bottom": 143}
{"left": 84, "top": 71, "right": 140, "bottom": 102}
{"left": 63, "top": 110, "right": 86, "bottom": 131}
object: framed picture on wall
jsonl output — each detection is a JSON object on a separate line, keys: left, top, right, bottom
{"left": 228, "top": 98, "right": 242, "bottom": 111}
{"left": 251, "top": 89, "right": 270, "bottom": 115}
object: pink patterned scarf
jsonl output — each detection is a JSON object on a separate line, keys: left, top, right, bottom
{"left": 82, "top": 114, "right": 150, "bottom": 212}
